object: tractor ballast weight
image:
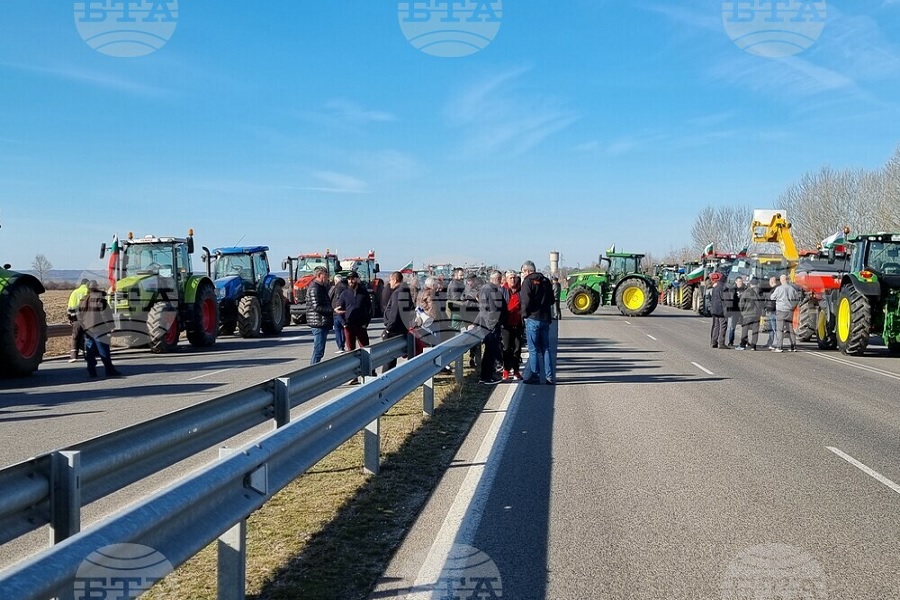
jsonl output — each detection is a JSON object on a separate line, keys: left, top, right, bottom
{"left": 0, "top": 266, "right": 47, "bottom": 377}
{"left": 830, "top": 233, "right": 900, "bottom": 356}
{"left": 205, "top": 246, "right": 286, "bottom": 338}
{"left": 560, "top": 251, "right": 658, "bottom": 317}
{"left": 100, "top": 230, "right": 218, "bottom": 353}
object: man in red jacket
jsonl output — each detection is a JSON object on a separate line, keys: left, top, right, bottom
{"left": 501, "top": 270, "right": 523, "bottom": 380}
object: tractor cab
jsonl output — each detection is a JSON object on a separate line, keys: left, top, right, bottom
{"left": 602, "top": 253, "right": 644, "bottom": 279}
{"left": 283, "top": 251, "right": 342, "bottom": 324}
{"left": 205, "top": 246, "right": 285, "bottom": 338}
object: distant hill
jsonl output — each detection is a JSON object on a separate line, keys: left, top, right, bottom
{"left": 15, "top": 269, "right": 108, "bottom": 286}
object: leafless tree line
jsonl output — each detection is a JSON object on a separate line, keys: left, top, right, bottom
{"left": 661, "top": 148, "right": 900, "bottom": 263}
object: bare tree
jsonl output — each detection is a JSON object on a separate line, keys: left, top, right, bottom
{"left": 31, "top": 254, "right": 53, "bottom": 283}
{"left": 691, "top": 205, "right": 754, "bottom": 255}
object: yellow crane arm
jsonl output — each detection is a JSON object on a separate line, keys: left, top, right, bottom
{"left": 750, "top": 212, "right": 799, "bottom": 264}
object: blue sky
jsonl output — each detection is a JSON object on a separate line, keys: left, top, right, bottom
{"left": 2, "top": 1, "right": 900, "bottom": 273}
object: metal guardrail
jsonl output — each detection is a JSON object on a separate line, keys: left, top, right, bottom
{"left": 46, "top": 324, "right": 69, "bottom": 338}
{"left": 0, "top": 329, "right": 483, "bottom": 600}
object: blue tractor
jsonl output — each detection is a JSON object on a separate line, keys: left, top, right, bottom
{"left": 203, "top": 246, "right": 287, "bottom": 337}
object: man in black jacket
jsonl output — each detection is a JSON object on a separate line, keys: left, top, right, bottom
{"left": 474, "top": 270, "right": 507, "bottom": 385}
{"left": 520, "top": 260, "right": 554, "bottom": 384}
{"left": 306, "top": 266, "right": 333, "bottom": 365}
{"left": 381, "top": 271, "right": 415, "bottom": 374}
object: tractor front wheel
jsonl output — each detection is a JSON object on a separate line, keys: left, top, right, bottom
{"left": 678, "top": 285, "right": 693, "bottom": 310}
{"left": 615, "top": 278, "right": 655, "bottom": 317}
{"left": 148, "top": 302, "right": 179, "bottom": 354}
{"left": 187, "top": 283, "right": 218, "bottom": 347}
{"left": 815, "top": 306, "right": 837, "bottom": 350}
{"left": 0, "top": 284, "right": 47, "bottom": 377}
{"left": 238, "top": 295, "right": 262, "bottom": 338}
{"left": 566, "top": 286, "right": 599, "bottom": 315}
{"left": 836, "top": 285, "right": 871, "bottom": 356}
{"left": 797, "top": 297, "right": 816, "bottom": 342}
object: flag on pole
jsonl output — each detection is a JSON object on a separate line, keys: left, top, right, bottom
{"left": 821, "top": 231, "right": 846, "bottom": 249}
{"left": 399, "top": 260, "right": 414, "bottom": 273}
{"left": 607, "top": 244, "right": 616, "bottom": 254}
{"left": 107, "top": 234, "right": 119, "bottom": 291}
{"left": 703, "top": 242, "right": 714, "bottom": 256}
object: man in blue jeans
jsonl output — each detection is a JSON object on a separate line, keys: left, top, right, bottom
{"left": 519, "top": 260, "right": 555, "bottom": 384}
{"left": 306, "top": 266, "right": 334, "bottom": 365}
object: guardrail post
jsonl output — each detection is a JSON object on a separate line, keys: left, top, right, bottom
{"left": 274, "top": 377, "right": 290, "bottom": 428}
{"left": 217, "top": 448, "right": 247, "bottom": 600}
{"left": 406, "top": 332, "right": 417, "bottom": 361}
{"left": 50, "top": 450, "right": 81, "bottom": 545}
{"left": 422, "top": 347, "right": 435, "bottom": 417}
{"left": 361, "top": 347, "right": 375, "bottom": 383}
{"left": 364, "top": 418, "right": 380, "bottom": 475}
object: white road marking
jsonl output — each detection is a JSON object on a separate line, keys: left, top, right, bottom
{"left": 691, "top": 362, "right": 714, "bottom": 375}
{"left": 827, "top": 446, "right": 900, "bottom": 496}
{"left": 406, "top": 382, "right": 522, "bottom": 599}
{"left": 647, "top": 335, "right": 657, "bottom": 341}
{"left": 624, "top": 320, "right": 632, "bottom": 325}
{"left": 188, "top": 369, "right": 229, "bottom": 381}
{"left": 808, "top": 351, "right": 900, "bottom": 382}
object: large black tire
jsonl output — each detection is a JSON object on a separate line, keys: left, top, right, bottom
{"left": 261, "top": 284, "right": 286, "bottom": 335}
{"left": 678, "top": 285, "right": 693, "bottom": 310}
{"left": 615, "top": 278, "right": 655, "bottom": 317}
{"left": 888, "top": 341, "right": 900, "bottom": 354}
{"left": 836, "top": 285, "right": 871, "bottom": 356}
{"left": 797, "top": 297, "right": 816, "bottom": 342}
{"left": 238, "top": 295, "right": 262, "bottom": 338}
{"left": 566, "top": 285, "right": 600, "bottom": 315}
{"left": 148, "top": 302, "right": 179, "bottom": 354}
{"left": 0, "top": 283, "right": 46, "bottom": 377}
{"left": 187, "top": 282, "right": 218, "bottom": 347}
{"left": 695, "top": 284, "right": 710, "bottom": 317}
{"left": 815, "top": 306, "right": 837, "bottom": 350}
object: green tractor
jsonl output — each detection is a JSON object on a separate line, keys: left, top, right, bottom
{"left": 100, "top": 230, "right": 218, "bottom": 353}
{"left": 204, "top": 245, "right": 287, "bottom": 337}
{"left": 0, "top": 263, "right": 47, "bottom": 377}
{"left": 561, "top": 251, "right": 659, "bottom": 317}
{"left": 833, "top": 233, "right": 900, "bottom": 355}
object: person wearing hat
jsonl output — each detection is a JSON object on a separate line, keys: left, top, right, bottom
{"left": 708, "top": 271, "right": 728, "bottom": 349}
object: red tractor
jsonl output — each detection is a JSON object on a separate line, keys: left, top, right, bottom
{"left": 282, "top": 251, "right": 341, "bottom": 325}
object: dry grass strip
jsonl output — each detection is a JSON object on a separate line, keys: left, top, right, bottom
{"left": 145, "top": 367, "right": 493, "bottom": 600}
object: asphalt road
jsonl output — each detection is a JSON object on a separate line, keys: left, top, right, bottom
{"left": 373, "top": 305, "right": 900, "bottom": 600}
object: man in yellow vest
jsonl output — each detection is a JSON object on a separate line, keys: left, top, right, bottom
{"left": 67, "top": 278, "right": 90, "bottom": 362}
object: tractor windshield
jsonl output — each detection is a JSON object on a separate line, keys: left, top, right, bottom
{"left": 124, "top": 243, "right": 174, "bottom": 277}
{"left": 609, "top": 256, "right": 641, "bottom": 276}
{"left": 294, "top": 257, "right": 328, "bottom": 276}
{"left": 344, "top": 260, "right": 372, "bottom": 282}
{"left": 866, "top": 241, "right": 900, "bottom": 275}
{"left": 214, "top": 254, "right": 253, "bottom": 281}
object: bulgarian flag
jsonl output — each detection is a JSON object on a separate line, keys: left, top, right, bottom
{"left": 607, "top": 244, "right": 616, "bottom": 254}
{"left": 703, "top": 242, "right": 714, "bottom": 256}
{"left": 399, "top": 260, "right": 414, "bottom": 273}
{"left": 821, "top": 230, "right": 846, "bottom": 249}
{"left": 107, "top": 234, "right": 119, "bottom": 291}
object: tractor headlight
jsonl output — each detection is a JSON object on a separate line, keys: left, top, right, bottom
{"left": 217, "top": 286, "right": 227, "bottom": 299}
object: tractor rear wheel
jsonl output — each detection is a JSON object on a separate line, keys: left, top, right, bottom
{"left": 238, "top": 295, "right": 262, "bottom": 338}
{"left": 815, "top": 306, "right": 837, "bottom": 350}
{"left": 187, "top": 282, "right": 218, "bottom": 347}
{"left": 0, "top": 284, "right": 46, "bottom": 377}
{"left": 615, "top": 278, "right": 655, "bottom": 317}
{"left": 261, "top": 284, "right": 286, "bottom": 335}
{"left": 678, "top": 285, "right": 693, "bottom": 310}
{"left": 566, "top": 285, "right": 599, "bottom": 315}
{"left": 836, "top": 285, "right": 871, "bottom": 356}
{"left": 148, "top": 302, "right": 179, "bottom": 354}
{"left": 797, "top": 297, "right": 816, "bottom": 342}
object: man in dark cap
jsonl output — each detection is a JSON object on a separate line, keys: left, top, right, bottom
{"left": 336, "top": 271, "right": 372, "bottom": 384}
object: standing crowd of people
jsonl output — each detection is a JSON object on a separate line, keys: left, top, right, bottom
{"left": 305, "top": 261, "right": 562, "bottom": 385}
{"left": 708, "top": 272, "right": 802, "bottom": 352}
